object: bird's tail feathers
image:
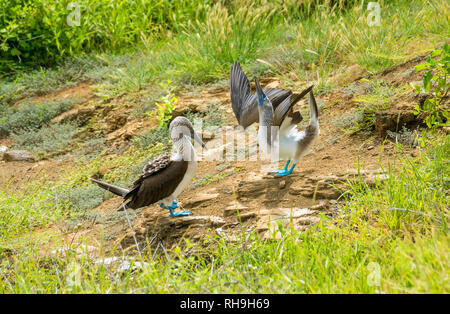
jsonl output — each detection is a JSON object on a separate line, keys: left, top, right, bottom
{"left": 291, "top": 85, "right": 314, "bottom": 106}
{"left": 89, "top": 177, "right": 129, "bottom": 197}
{"left": 309, "top": 90, "right": 319, "bottom": 126}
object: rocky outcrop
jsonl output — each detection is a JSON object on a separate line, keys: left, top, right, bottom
{"left": 375, "top": 110, "right": 419, "bottom": 138}
{"left": 290, "top": 170, "right": 388, "bottom": 200}
{"left": 255, "top": 207, "right": 322, "bottom": 239}
{"left": 51, "top": 105, "right": 97, "bottom": 126}
{"left": 122, "top": 213, "right": 226, "bottom": 250}
{"left": 2, "top": 150, "right": 35, "bottom": 162}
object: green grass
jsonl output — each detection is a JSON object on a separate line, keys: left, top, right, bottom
{"left": 12, "top": 122, "right": 79, "bottom": 159}
{"left": 0, "top": 55, "right": 115, "bottom": 103}
{"left": 2, "top": 0, "right": 447, "bottom": 99}
{"left": 0, "top": 135, "right": 448, "bottom": 293}
{"left": 0, "top": 144, "right": 164, "bottom": 242}
{"left": 334, "top": 79, "right": 411, "bottom": 135}
{"left": 0, "top": 98, "right": 76, "bottom": 136}
{"left": 0, "top": 0, "right": 210, "bottom": 72}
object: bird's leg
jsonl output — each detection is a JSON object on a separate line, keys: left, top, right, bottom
{"left": 160, "top": 200, "right": 191, "bottom": 217}
{"left": 274, "top": 162, "right": 296, "bottom": 177}
{"left": 268, "top": 160, "right": 290, "bottom": 174}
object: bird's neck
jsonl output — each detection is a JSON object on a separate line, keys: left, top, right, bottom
{"left": 258, "top": 105, "right": 275, "bottom": 156}
{"left": 173, "top": 137, "right": 197, "bottom": 162}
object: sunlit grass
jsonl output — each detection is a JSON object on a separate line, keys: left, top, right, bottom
{"left": 0, "top": 144, "right": 164, "bottom": 242}
{"left": 0, "top": 135, "right": 448, "bottom": 293}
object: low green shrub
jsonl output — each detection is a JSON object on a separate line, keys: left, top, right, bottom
{"left": 0, "top": 99, "right": 75, "bottom": 136}
{"left": 12, "top": 122, "right": 79, "bottom": 158}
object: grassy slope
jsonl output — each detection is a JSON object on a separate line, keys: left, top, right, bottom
{"left": 1, "top": 137, "right": 448, "bottom": 293}
{"left": 0, "top": 0, "right": 449, "bottom": 293}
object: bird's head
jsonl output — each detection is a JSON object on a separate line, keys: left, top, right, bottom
{"left": 255, "top": 78, "right": 269, "bottom": 107}
{"left": 169, "top": 116, "right": 207, "bottom": 149}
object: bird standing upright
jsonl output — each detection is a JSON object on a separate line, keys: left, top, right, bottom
{"left": 255, "top": 78, "right": 320, "bottom": 177}
{"left": 90, "top": 116, "right": 206, "bottom": 217}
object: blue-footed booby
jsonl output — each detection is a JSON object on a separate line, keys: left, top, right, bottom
{"left": 230, "top": 61, "right": 312, "bottom": 129}
{"left": 90, "top": 116, "right": 206, "bottom": 217}
{"left": 255, "top": 78, "right": 319, "bottom": 177}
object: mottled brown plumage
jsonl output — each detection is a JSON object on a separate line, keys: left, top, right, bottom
{"left": 124, "top": 156, "right": 188, "bottom": 209}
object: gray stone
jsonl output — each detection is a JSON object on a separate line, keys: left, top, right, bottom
{"left": 183, "top": 193, "right": 219, "bottom": 208}
{"left": 2, "top": 150, "right": 35, "bottom": 162}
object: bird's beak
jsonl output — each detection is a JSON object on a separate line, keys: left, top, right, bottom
{"left": 254, "top": 78, "right": 267, "bottom": 107}
{"left": 191, "top": 129, "right": 208, "bottom": 150}
{"left": 255, "top": 77, "right": 264, "bottom": 97}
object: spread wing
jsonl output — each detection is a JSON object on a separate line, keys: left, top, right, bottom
{"left": 230, "top": 61, "right": 252, "bottom": 125}
{"left": 273, "top": 85, "right": 313, "bottom": 126}
{"left": 124, "top": 154, "right": 188, "bottom": 209}
{"left": 230, "top": 61, "right": 310, "bottom": 129}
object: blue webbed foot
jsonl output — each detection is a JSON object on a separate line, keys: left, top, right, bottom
{"left": 160, "top": 200, "right": 191, "bottom": 217}
{"left": 269, "top": 160, "right": 295, "bottom": 177}
{"left": 268, "top": 160, "right": 291, "bottom": 175}
{"left": 169, "top": 210, "right": 192, "bottom": 217}
{"left": 274, "top": 169, "right": 293, "bottom": 177}
{"left": 272, "top": 162, "right": 296, "bottom": 177}
{"left": 268, "top": 168, "right": 288, "bottom": 174}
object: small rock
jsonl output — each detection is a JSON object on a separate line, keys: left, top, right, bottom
{"left": 300, "top": 190, "right": 314, "bottom": 197}
{"left": 315, "top": 145, "right": 325, "bottom": 151}
{"left": 237, "top": 178, "right": 267, "bottom": 198}
{"left": 256, "top": 207, "right": 321, "bottom": 240}
{"left": 51, "top": 245, "right": 98, "bottom": 259}
{"left": 51, "top": 105, "right": 96, "bottom": 126}
{"left": 238, "top": 212, "right": 257, "bottom": 222}
{"left": 2, "top": 150, "right": 35, "bottom": 162}
{"left": 310, "top": 201, "right": 330, "bottom": 211}
{"left": 176, "top": 215, "right": 226, "bottom": 227}
{"left": 279, "top": 180, "right": 286, "bottom": 189}
{"left": 315, "top": 189, "right": 342, "bottom": 200}
{"left": 224, "top": 202, "right": 248, "bottom": 217}
{"left": 316, "top": 175, "right": 340, "bottom": 182}
{"left": 183, "top": 193, "right": 219, "bottom": 208}
{"left": 325, "top": 136, "right": 340, "bottom": 144}
{"left": 117, "top": 260, "right": 149, "bottom": 273}
{"left": 367, "top": 145, "right": 375, "bottom": 150}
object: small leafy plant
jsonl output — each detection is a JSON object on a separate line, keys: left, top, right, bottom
{"left": 150, "top": 80, "right": 177, "bottom": 127}
{"left": 412, "top": 44, "right": 449, "bottom": 132}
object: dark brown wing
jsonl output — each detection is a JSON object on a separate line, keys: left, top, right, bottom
{"left": 273, "top": 85, "right": 313, "bottom": 126}
{"left": 123, "top": 153, "right": 172, "bottom": 201}
{"left": 125, "top": 158, "right": 188, "bottom": 209}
